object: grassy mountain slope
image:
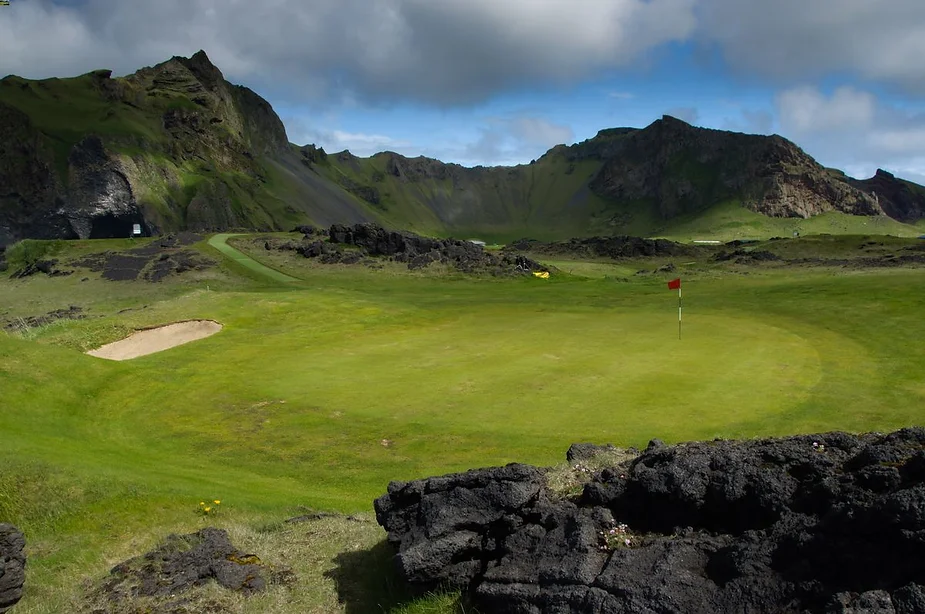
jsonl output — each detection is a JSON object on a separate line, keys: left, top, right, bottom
{"left": 2, "top": 51, "right": 925, "bottom": 247}
{"left": 0, "top": 51, "right": 379, "bottom": 247}
{"left": 313, "top": 117, "right": 925, "bottom": 242}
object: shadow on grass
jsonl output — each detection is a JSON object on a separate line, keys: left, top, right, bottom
{"left": 325, "top": 540, "right": 476, "bottom": 614}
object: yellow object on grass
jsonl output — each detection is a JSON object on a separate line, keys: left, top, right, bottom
{"left": 533, "top": 271, "right": 550, "bottom": 279}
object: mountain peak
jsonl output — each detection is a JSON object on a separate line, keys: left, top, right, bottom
{"left": 175, "top": 49, "right": 224, "bottom": 88}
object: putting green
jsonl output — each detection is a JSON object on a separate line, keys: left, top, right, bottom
{"left": 7, "top": 300, "right": 826, "bottom": 504}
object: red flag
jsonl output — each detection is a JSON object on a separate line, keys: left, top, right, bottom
{"left": 667, "top": 278, "right": 681, "bottom": 290}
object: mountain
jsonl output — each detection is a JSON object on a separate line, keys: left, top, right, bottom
{"left": 0, "top": 51, "right": 375, "bottom": 246}
{"left": 1, "top": 51, "right": 924, "bottom": 247}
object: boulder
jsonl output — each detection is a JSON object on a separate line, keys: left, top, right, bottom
{"left": 0, "top": 524, "right": 25, "bottom": 614}
{"left": 375, "top": 428, "right": 925, "bottom": 613}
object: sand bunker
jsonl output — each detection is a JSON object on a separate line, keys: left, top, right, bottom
{"left": 87, "top": 320, "right": 222, "bottom": 360}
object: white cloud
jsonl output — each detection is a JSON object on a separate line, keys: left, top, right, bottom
{"left": 284, "top": 119, "right": 412, "bottom": 156}
{"left": 775, "top": 86, "right": 925, "bottom": 180}
{"left": 721, "top": 108, "right": 774, "bottom": 135}
{"left": 777, "top": 86, "right": 876, "bottom": 134}
{"left": 284, "top": 113, "right": 572, "bottom": 166}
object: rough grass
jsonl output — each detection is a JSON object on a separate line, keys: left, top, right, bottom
{"left": 653, "top": 200, "right": 921, "bottom": 241}
{"left": 545, "top": 448, "right": 640, "bottom": 500}
{"left": 3, "top": 235, "right": 925, "bottom": 612}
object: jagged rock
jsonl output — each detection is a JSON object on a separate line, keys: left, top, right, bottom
{"left": 3, "top": 305, "right": 85, "bottom": 332}
{"left": 0, "top": 524, "right": 25, "bottom": 614}
{"left": 289, "top": 223, "right": 550, "bottom": 275}
{"left": 96, "top": 527, "right": 270, "bottom": 611}
{"left": 847, "top": 169, "right": 925, "bottom": 223}
{"left": 10, "top": 258, "right": 72, "bottom": 278}
{"left": 375, "top": 428, "right": 925, "bottom": 613}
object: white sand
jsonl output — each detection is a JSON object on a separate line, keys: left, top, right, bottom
{"left": 87, "top": 320, "right": 223, "bottom": 360}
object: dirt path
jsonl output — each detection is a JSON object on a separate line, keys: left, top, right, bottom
{"left": 208, "top": 234, "right": 300, "bottom": 282}
{"left": 87, "top": 320, "right": 223, "bottom": 360}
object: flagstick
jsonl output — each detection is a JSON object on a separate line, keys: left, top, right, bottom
{"left": 678, "top": 285, "right": 682, "bottom": 340}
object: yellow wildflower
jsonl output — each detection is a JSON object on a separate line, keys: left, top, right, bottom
{"left": 204, "top": 507, "right": 211, "bottom": 513}
{"left": 214, "top": 500, "right": 221, "bottom": 505}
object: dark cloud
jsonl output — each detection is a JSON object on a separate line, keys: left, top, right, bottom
{"left": 0, "top": 0, "right": 696, "bottom": 105}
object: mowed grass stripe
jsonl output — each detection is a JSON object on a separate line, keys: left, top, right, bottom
{"left": 208, "top": 233, "right": 301, "bottom": 282}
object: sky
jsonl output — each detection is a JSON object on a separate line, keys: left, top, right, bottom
{"left": 1, "top": 0, "right": 924, "bottom": 182}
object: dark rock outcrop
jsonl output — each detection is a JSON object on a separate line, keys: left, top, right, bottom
{"left": 97, "top": 527, "right": 273, "bottom": 610}
{"left": 3, "top": 305, "right": 85, "bottom": 332}
{"left": 505, "top": 235, "right": 698, "bottom": 259}
{"left": 375, "top": 428, "right": 925, "bottom": 613}
{"left": 566, "top": 115, "right": 883, "bottom": 220}
{"left": 290, "top": 223, "right": 549, "bottom": 275}
{"left": 848, "top": 169, "right": 925, "bottom": 223}
{"left": 0, "top": 524, "right": 25, "bottom": 614}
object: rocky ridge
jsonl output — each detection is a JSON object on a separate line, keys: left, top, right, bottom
{"left": 275, "top": 223, "right": 549, "bottom": 275}
{"left": 376, "top": 428, "right": 925, "bottom": 613}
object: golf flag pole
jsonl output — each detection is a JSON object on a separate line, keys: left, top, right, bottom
{"left": 667, "top": 278, "right": 682, "bottom": 339}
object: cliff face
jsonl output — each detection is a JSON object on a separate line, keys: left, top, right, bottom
{"left": 847, "top": 169, "right": 925, "bottom": 223}
{"left": 566, "top": 116, "right": 882, "bottom": 220}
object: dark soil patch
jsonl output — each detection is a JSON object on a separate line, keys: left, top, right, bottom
{"left": 73, "top": 236, "right": 213, "bottom": 282}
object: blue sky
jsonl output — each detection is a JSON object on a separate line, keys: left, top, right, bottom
{"left": 2, "top": 0, "right": 924, "bottom": 182}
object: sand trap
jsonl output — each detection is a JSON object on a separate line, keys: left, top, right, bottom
{"left": 87, "top": 320, "right": 223, "bottom": 360}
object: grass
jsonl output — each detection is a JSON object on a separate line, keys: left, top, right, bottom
{"left": 652, "top": 200, "right": 922, "bottom": 241}
{"left": 2, "top": 234, "right": 925, "bottom": 612}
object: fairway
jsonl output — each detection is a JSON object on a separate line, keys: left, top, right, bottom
{"left": 3, "top": 239, "right": 925, "bottom": 612}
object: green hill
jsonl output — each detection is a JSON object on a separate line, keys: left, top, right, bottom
{"left": 2, "top": 50, "right": 924, "bottom": 247}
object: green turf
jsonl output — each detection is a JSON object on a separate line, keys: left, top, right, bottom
{"left": 651, "top": 200, "right": 922, "bottom": 241}
{"left": 2, "top": 235, "right": 925, "bottom": 611}
{"left": 207, "top": 234, "right": 301, "bottom": 282}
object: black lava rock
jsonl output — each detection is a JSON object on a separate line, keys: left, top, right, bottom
{"left": 0, "top": 524, "right": 25, "bottom": 614}
{"left": 375, "top": 428, "right": 925, "bottom": 613}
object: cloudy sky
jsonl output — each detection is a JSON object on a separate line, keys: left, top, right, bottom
{"left": 2, "top": 0, "right": 924, "bottom": 181}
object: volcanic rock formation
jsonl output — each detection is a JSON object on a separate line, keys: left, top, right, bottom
{"left": 375, "top": 428, "right": 925, "bottom": 613}
{"left": 0, "top": 524, "right": 25, "bottom": 614}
